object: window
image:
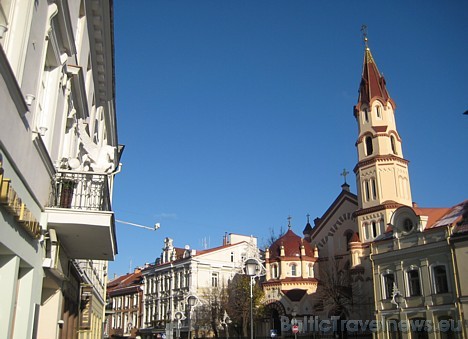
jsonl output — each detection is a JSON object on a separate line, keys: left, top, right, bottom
{"left": 291, "top": 264, "right": 297, "bottom": 276}
{"left": 212, "top": 273, "right": 218, "bottom": 287}
{"left": 364, "top": 180, "right": 370, "bottom": 201}
{"left": 438, "top": 317, "right": 457, "bottom": 339}
{"left": 410, "top": 318, "right": 429, "bottom": 339}
{"left": 432, "top": 265, "right": 449, "bottom": 294}
{"left": 365, "top": 136, "right": 373, "bottom": 156}
{"left": 271, "top": 264, "right": 278, "bottom": 279}
{"left": 364, "top": 109, "right": 369, "bottom": 122}
{"left": 230, "top": 252, "right": 234, "bottom": 262}
{"left": 407, "top": 268, "right": 421, "bottom": 297}
{"left": 371, "top": 178, "right": 377, "bottom": 199}
{"left": 387, "top": 319, "right": 402, "bottom": 339}
{"left": 376, "top": 106, "right": 382, "bottom": 118}
{"left": 382, "top": 272, "right": 395, "bottom": 300}
{"left": 391, "top": 135, "right": 397, "bottom": 154}
{"left": 371, "top": 222, "right": 378, "bottom": 238}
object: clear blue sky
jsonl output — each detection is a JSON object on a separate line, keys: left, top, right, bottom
{"left": 109, "top": 1, "right": 468, "bottom": 277}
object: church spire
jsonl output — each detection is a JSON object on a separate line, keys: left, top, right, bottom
{"left": 354, "top": 30, "right": 395, "bottom": 117}
{"left": 352, "top": 28, "right": 412, "bottom": 243}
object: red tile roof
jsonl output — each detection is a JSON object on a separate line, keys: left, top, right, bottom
{"left": 269, "top": 229, "right": 314, "bottom": 259}
{"left": 107, "top": 271, "right": 143, "bottom": 295}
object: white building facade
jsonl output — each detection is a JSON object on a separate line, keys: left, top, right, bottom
{"left": 140, "top": 234, "right": 260, "bottom": 339}
{"left": 0, "top": 0, "right": 120, "bottom": 338}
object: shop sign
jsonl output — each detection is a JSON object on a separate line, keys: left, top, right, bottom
{"left": 0, "top": 160, "right": 40, "bottom": 239}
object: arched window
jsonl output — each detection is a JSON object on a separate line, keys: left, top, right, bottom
{"left": 391, "top": 135, "right": 397, "bottom": 154}
{"left": 376, "top": 106, "right": 382, "bottom": 118}
{"left": 272, "top": 264, "right": 278, "bottom": 279}
{"left": 364, "top": 180, "right": 370, "bottom": 201}
{"left": 371, "top": 178, "right": 377, "bottom": 199}
{"left": 364, "top": 109, "right": 369, "bottom": 123}
{"left": 371, "top": 221, "right": 378, "bottom": 238}
{"left": 365, "top": 136, "right": 373, "bottom": 156}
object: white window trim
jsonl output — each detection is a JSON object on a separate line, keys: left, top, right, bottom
{"left": 380, "top": 270, "right": 395, "bottom": 300}
{"left": 405, "top": 266, "right": 422, "bottom": 297}
{"left": 429, "top": 263, "right": 451, "bottom": 294}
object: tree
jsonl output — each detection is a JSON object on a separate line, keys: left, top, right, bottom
{"left": 225, "top": 274, "right": 264, "bottom": 338}
{"left": 262, "top": 226, "right": 286, "bottom": 248}
{"left": 196, "top": 287, "right": 228, "bottom": 338}
{"left": 314, "top": 258, "right": 353, "bottom": 319}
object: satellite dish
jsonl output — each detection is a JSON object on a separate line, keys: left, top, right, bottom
{"left": 68, "top": 158, "right": 80, "bottom": 169}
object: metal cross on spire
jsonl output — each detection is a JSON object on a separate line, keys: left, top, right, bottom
{"left": 306, "top": 213, "right": 310, "bottom": 224}
{"left": 361, "top": 24, "right": 368, "bottom": 47}
{"left": 287, "top": 215, "right": 292, "bottom": 229}
{"left": 341, "top": 168, "right": 349, "bottom": 184}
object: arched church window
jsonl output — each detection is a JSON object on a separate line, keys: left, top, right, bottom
{"left": 365, "top": 136, "right": 373, "bottom": 156}
{"left": 364, "top": 180, "right": 370, "bottom": 201}
{"left": 364, "top": 109, "right": 369, "bottom": 123}
{"left": 372, "top": 221, "right": 378, "bottom": 238}
{"left": 376, "top": 105, "right": 382, "bottom": 118}
{"left": 391, "top": 135, "right": 397, "bottom": 154}
{"left": 371, "top": 178, "right": 377, "bottom": 200}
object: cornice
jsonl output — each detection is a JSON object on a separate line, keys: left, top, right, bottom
{"left": 354, "top": 202, "right": 402, "bottom": 217}
{"left": 353, "top": 155, "right": 409, "bottom": 173}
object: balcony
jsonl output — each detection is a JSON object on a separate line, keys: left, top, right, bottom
{"left": 45, "top": 171, "right": 117, "bottom": 260}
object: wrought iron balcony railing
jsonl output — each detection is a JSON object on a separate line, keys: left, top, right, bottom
{"left": 47, "top": 171, "right": 111, "bottom": 211}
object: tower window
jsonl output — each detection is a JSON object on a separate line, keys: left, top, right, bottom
{"left": 391, "top": 136, "right": 397, "bottom": 154}
{"left": 371, "top": 221, "right": 378, "bottom": 238}
{"left": 376, "top": 106, "right": 382, "bottom": 118}
{"left": 371, "top": 178, "right": 377, "bottom": 199}
{"left": 365, "top": 136, "right": 373, "bottom": 156}
{"left": 364, "top": 109, "right": 369, "bottom": 123}
{"left": 364, "top": 180, "right": 370, "bottom": 201}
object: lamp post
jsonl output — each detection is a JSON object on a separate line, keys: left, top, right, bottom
{"left": 174, "top": 311, "right": 185, "bottom": 339}
{"left": 245, "top": 258, "right": 260, "bottom": 339}
{"left": 187, "top": 295, "right": 197, "bottom": 339}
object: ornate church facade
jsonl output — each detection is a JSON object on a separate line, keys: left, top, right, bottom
{"left": 261, "top": 36, "right": 468, "bottom": 339}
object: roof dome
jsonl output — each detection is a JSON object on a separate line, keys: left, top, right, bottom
{"left": 268, "top": 229, "right": 314, "bottom": 260}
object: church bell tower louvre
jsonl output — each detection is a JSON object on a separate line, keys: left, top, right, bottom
{"left": 353, "top": 31, "right": 413, "bottom": 243}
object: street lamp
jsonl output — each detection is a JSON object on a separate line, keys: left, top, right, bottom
{"left": 174, "top": 311, "right": 185, "bottom": 339}
{"left": 115, "top": 219, "right": 161, "bottom": 231}
{"left": 244, "top": 258, "right": 260, "bottom": 339}
{"left": 187, "top": 295, "right": 198, "bottom": 339}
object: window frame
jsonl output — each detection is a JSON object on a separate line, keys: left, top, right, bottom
{"left": 291, "top": 264, "right": 297, "bottom": 277}
{"left": 381, "top": 271, "right": 395, "bottom": 300}
{"left": 430, "top": 264, "right": 450, "bottom": 294}
{"left": 405, "top": 267, "right": 422, "bottom": 297}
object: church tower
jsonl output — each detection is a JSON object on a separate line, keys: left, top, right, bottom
{"left": 353, "top": 34, "right": 412, "bottom": 243}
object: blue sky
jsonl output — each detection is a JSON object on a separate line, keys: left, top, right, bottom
{"left": 109, "top": 1, "right": 468, "bottom": 277}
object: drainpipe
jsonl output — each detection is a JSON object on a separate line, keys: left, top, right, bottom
{"left": 448, "top": 226, "right": 467, "bottom": 339}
